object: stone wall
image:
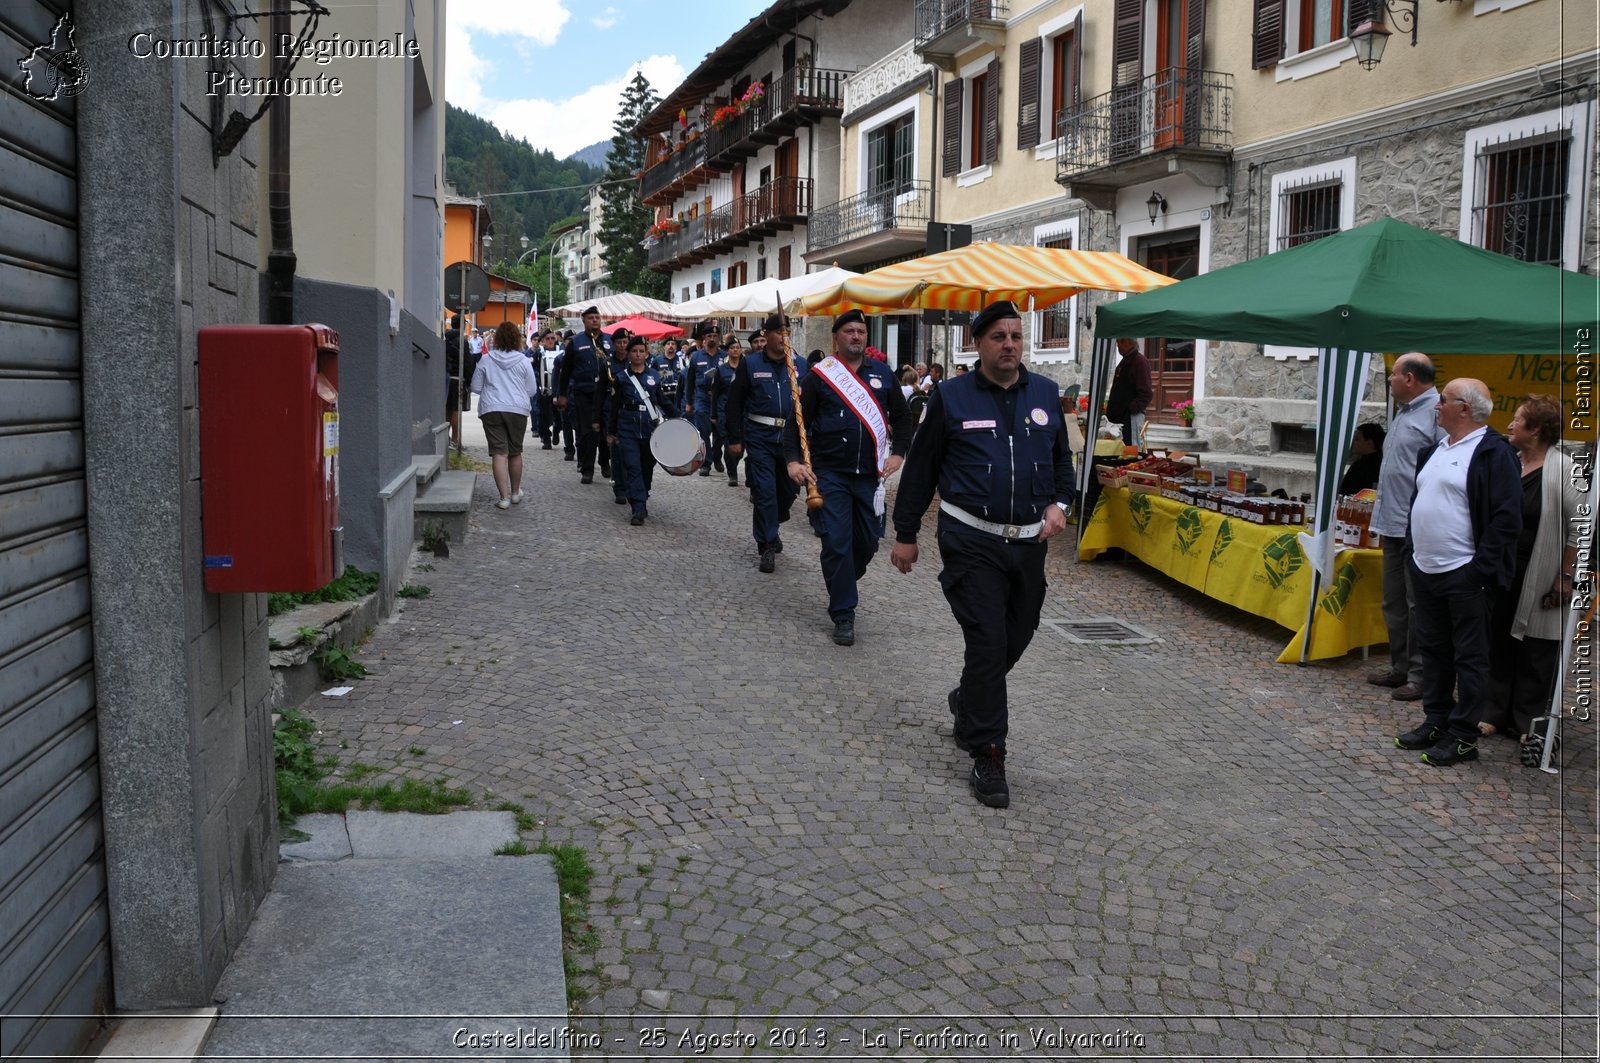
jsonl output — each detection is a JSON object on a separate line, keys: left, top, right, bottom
{"left": 78, "top": 0, "right": 277, "bottom": 1009}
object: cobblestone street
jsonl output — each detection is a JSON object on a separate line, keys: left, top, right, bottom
{"left": 315, "top": 432, "right": 1598, "bottom": 1060}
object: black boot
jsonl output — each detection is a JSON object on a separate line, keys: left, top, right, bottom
{"left": 759, "top": 545, "right": 776, "bottom": 573}
{"left": 970, "top": 744, "right": 1009, "bottom": 808}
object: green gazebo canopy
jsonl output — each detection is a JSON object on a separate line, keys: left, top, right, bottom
{"left": 1095, "top": 216, "right": 1599, "bottom": 353}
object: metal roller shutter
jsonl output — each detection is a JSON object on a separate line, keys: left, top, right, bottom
{"left": 0, "top": 0, "right": 110, "bottom": 1057}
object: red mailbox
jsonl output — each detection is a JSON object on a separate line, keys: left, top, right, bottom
{"left": 199, "top": 324, "right": 342, "bottom": 592}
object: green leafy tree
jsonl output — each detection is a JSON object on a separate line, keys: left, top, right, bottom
{"left": 599, "top": 72, "right": 667, "bottom": 299}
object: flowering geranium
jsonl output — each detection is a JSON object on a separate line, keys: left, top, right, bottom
{"left": 1170, "top": 399, "right": 1196, "bottom": 425}
{"left": 646, "top": 219, "right": 682, "bottom": 240}
{"left": 710, "top": 104, "right": 741, "bottom": 128}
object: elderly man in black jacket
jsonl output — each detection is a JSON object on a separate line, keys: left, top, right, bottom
{"left": 1394, "top": 377, "right": 1522, "bottom": 767}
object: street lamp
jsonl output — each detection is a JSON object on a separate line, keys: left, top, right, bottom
{"left": 1349, "top": 1, "right": 1420, "bottom": 70}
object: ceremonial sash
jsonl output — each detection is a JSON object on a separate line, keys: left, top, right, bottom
{"left": 813, "top": 357, "right": 889, "bottom": 476}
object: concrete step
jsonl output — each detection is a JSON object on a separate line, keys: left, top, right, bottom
{"left": 412, "top": 452, "right": 446, "bottom": 488}
{"left": 413, "top": 468, "right": 477, "bottom": 549}
{"left": 266, "top": 594, "right": 382, "bottom": 711}
{"left": 202, "top": 813, "right": 567, "bottom": 1061}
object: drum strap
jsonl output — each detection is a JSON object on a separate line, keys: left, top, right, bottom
{"left": 624, "top": 371, "right": 664, "bottom": 425}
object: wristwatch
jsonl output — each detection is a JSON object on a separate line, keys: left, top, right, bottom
{"left": 1054, "top": 501, "right": 1070, "bottom": 516}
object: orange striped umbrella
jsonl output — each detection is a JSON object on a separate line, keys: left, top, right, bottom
{"left": 796, "top": 242, "right": 1176, "bottom": 315}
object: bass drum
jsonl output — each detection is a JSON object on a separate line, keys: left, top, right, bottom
{"left": 649, "top": 417, "right": 706, "bottom": 476}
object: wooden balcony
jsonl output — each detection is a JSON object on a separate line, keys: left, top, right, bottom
{"left": 646, "top": 177, "right": 812, "bottom": 272}
{"left": 640, "top": 135, "right": 707, "bottom": 208}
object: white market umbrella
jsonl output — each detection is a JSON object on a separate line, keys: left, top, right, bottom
{"left": 546, "top": 291, "right": 692, "bottom": 320}
{"left": 674, "top": 267, "right": 862, "bottom": 319}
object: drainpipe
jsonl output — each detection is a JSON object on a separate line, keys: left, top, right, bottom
{"left": 265, "top": 0, "right": 296, "bottom": 324}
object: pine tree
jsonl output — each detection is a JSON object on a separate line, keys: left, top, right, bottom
{"left": 599, "top": 71, "right": 667, "bottom": 299}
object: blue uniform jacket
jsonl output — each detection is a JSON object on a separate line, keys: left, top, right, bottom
{"left": 891, "top": 367, "right": 1074, "bottom": 540}
{"left": 555, "top": 330, "right": 614, "bottom": 395}
{"left": 604, "top": 365, "right": 678, "bottom": 438}
{"left": 685, "top": 349, "right": 719, "bottom": 414}
{"left": 784, "top": 356, "right": 911, "bottom": 475}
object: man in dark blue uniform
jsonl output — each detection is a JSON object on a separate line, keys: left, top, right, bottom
{"left": 710, "top": 334, "right": 746, "bottom": 488}
{"left": 890, "top": 301, "right": 1076, "bottom": 810}
{"left": 726, "top": 313, "right": 810, "bottom": 573}
{"left": 604, "top": 328, "right": 632, "bottom": 505}
{"left": 604, "top": 336, "right": 678, "bottom": 526}
{"left": 785, "top": 309, "right": 912, "bottom": 647}
{"left": 554, "top": 307, "right": 614, "bottom": 483}
{"left": 684, "top": 322, "right": 722, "bottom": 478}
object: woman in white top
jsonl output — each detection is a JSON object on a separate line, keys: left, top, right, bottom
{"left": 471, "top": 321, "right": 540, "bottom": 509}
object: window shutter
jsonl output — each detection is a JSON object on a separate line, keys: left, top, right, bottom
{"left": 983, "top": 57, "right": 1000, "bottom": 164}
{"left": 942, "top": 78, "right": 963, "bottom": 177}
{"left": 1071, "top": 11, "right": 1084, "bottom": 108}
{"left": 1017, "top": 38, "right": 1042, "bottom": 150}
{"left": 1251, "top": 1, "right": 1284, "bottom": 69}
{"left": 1185, "top": 0, "right": 1206, "bottom": 72}
{"left": 1112, "top": 0, "right": 1143, "bottom": 89}
{"left": 778, "top": 245, "right": 791, "bottom": 280}
{"left": 1347, "top": 0, "right": 1381, "bottom": 35}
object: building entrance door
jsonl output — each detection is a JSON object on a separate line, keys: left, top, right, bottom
{"left": 1138, "top": 228, "right": 1198, "bottom": 422}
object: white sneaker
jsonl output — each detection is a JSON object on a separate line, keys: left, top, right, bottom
{"left": 494, "top": 498, "right": 511, "bottom": 510}
{"left": 510, "top": 490, "right": 524, "bottom": 504}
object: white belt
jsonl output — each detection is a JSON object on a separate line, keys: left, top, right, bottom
{"left": 748, "top": 414, "right": 787, "bottom": 427}
{"left": 940, "top": 501, "right": 1042, "bottom": 541}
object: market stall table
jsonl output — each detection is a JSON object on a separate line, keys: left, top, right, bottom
{"left": 1079, "top": 487, "right": 1385, "bottom": 663}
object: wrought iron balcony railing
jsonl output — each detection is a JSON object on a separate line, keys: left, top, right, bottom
{"left": 808, "top": 181, "right": 930, "bottom": 252}
{"left": 1055, "top": 68, "right": 1232, "bottom": 184}
{"left": 703, "top": 66, "right": 848, "bottom": 166}
{"left": 914, "top": 0, "right": 1008, "bottom": 53}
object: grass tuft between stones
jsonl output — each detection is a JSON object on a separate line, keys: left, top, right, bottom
{"left": 273, "top": 707, "right": 472, "bottom": 825}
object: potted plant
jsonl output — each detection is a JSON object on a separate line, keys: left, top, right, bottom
{"left": 1170, "top": 399, "right": 1196, "bottom": 426}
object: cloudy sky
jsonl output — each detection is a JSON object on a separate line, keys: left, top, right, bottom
{"left": 447, "top": 0, "right": 771, "bottom": 159}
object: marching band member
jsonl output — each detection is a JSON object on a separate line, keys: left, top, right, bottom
{"left": 554, "top": 307, "right": 614, "bottom": 485}
{"left": 890, "top": 300, "right": 1076, "bottom": 809}
{"left": 725, "top": 314, "right": 809, "bottom": 572}
{"left": 711, "top": 333, "right": 745, "bottom": 488}
{"left": 784, "top": 310, "right": 911, "bottom": 646}
{"left": 684, "top": 321, "right": 722, "bottom": 478}
{"left": 604, "top": 335, "right": 677, "bottom": 526}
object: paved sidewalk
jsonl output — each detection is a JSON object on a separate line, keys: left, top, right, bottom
{"left": 313, "top": 420, "right": 1598, "bottom": 1060}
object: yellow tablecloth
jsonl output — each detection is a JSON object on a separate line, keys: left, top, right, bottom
{"left": 1079, "top": 488, "right": 1386, "bottom": 663}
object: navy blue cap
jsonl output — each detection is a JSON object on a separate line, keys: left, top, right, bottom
{"left": 831, "top": 309, "right": 866, "bottom": 332}
{"left": 970, "top": 300, "right": 1021, "bottom": 337}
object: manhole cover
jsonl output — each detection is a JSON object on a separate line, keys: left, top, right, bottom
{"left": 1041, "top": 617, "right": 1160, "bottom": 645}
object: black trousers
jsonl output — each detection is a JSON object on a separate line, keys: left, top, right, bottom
{"left": 1486, "top": 576, "right": 1564, "bottom": 737}
{"left": 573, "top": 391, "right": 602, "bottom": 475}
{"left": 937, "top": 523, "right": 1048, "bottom": 756}
{"left": 1409, "top": 560, "right": 1494, "bottom": 742}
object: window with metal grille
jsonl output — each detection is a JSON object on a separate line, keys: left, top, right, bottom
{"left": 1473, "top": 136, "right": 1569, "bottom": 266}
{"left": 1276, "top": 179, "right": 1342, "bottom": 250}
{"left": 1037, "top": 231, "right": 1074, "bottom": 350}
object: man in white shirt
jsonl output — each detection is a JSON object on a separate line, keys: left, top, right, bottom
{"left": 1367, "top": 354, "right": 1445, "bottom": 701}
{"left": 1393, "top": 377, "right": 1521, "bottom": 767}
